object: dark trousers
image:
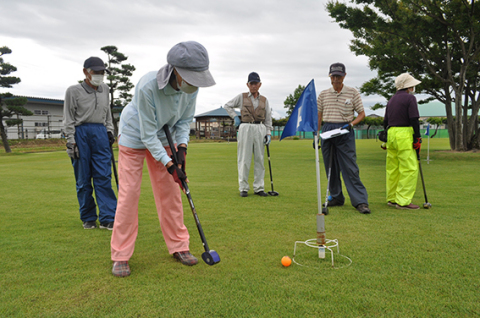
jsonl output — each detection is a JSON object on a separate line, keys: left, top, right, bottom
{"left": 321, "top": 122, "right": 368, "bottom": 207}
{"left": 72, "top": 123, "right": 117, "bottom": 224}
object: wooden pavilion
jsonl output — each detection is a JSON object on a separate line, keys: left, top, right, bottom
{"left": 194, "top": 106, "right": 240, "bottom": 139}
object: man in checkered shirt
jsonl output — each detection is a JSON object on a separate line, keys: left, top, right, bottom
{"left": 317, "top": 63, "right": 371, "bottom": 214}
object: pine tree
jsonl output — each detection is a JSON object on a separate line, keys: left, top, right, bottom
{"left": 100, "top": 46, "right": 136, "bottom": 134}
{"left": 0, "top": 46, "right": 31, "bottom": 153}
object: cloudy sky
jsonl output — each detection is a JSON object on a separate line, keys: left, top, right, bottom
{"left": 0, "top": 0, "right": 385, "bottom": 119}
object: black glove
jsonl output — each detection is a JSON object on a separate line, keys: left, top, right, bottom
{"left": 176, "top": 146, "right": 187, "bottom": 172}
{"left": 66, "top": 142, "right": 79, "bottom": 159}
{"left": 167, "top": 164, "right": 187, "bottom": 190}
{"left": 108, "top": 131, "right": 115, "bottom": 146}
{"left": 312, "top": 139, "right": 321, "bottom": 149}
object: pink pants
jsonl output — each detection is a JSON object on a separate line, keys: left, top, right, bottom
{"left": 111, "top": 145, "right": 190, "bottom": 261}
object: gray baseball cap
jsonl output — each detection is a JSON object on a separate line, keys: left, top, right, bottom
{"left": 167, "top": 41, "right": 215, "bottom": 87}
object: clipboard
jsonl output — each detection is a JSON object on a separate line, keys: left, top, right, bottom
{"left": 319, "top": 128, "right": 349, "bottom": 140}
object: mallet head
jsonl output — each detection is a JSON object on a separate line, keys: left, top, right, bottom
{"left": 321, "top": 207, "right": 329, "bottom": 215}
{"left": 202, "top": 250, "right": 221, "bottom": 266}
{"left": 423, "top": 202, "right": 432, "bottom": 209}
{"left": 268, "top": 191, "right": 279, "bottom": 196}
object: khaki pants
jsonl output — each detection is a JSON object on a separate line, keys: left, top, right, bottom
{"left": 237, "top": 123, "right": 266, "bottom": 193}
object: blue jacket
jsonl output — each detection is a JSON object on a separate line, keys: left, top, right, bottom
{"left": 118, "top": 68, "right": 197, "bottom": 165}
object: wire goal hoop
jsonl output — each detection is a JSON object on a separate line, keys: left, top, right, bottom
{"left": 292, "top": 238, "right": 352, "bottom": 269}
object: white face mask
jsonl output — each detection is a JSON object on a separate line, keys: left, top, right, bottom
{"left": 179, "top": 79, "right": 198, "bottom": 94}
{"left": 409, "top": 86, "right": 416, "bottom": 95}
{"left": 89, "top": 74, "right": 104, "bottom": 86}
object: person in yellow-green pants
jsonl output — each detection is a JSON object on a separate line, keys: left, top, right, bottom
{"left": 383, "top": 73, "right": 423, "bottom": 210}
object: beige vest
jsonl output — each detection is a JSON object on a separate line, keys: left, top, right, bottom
{"left": 241, "top": 93, "right": 266, "bottom": 123}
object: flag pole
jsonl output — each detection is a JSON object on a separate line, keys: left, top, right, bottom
{"left": 425, "top": 123, "right": 430, "bottom": 164}
{"left": 427, "top": 134, "right": 430, "bottom": 164}
{"left": 314, "top": 132, "right": 322, "bottom": 214}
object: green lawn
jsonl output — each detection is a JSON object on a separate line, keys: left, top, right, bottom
{"left": 0, "top": 138, "right": 479, "bottom": 317}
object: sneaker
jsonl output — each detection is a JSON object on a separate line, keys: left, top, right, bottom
{"left": 396, "top": 203, "right": 420, "bottom": 210}
{"left": 100, "top": 222, "right": 114, "bottom": 230}
{"left": 173, "top": 251, "right": 198, "bottom": 266}
{"left": 254, "top": 191, "right": 268, "bottom": 197}
{"left": 83, "top": 221, "right": 97, "bottom": 229}
{"left": 324, "top": 197, "right": 344, "bottom": 207}
{"left": 356, "top": 203, "right": 371, "bottom": 214}
{"left": 387, "top": 201, "right": 396, "bottom": 207}
{"left": 240, "top": 191, "right": 248, "bottom": 197}
{"left": 112, "top": 261, "right": 131, "bottom": 277}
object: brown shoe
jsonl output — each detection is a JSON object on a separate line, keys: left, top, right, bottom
{"left": 112, "top": 261, "right": 131, "bottom": 277}
{"left": 396, "top": 203, "right": 420, "bottom": 210}
{"left": 173, "top": 251, "right": 198, "bottom": 266}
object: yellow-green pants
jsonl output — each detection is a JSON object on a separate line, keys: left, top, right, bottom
{"left": 386, "top": 127, "right": 418, "bottom": 206}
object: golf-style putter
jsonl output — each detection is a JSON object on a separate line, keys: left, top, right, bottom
{"left": 163, "top": 125, "right": 220, "bottom": 265}
{"left": 417, "top": 153, "right": 432, "bottom": 209}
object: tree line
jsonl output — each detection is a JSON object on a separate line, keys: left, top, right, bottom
{"left": 326, "top": 0, "right": 480, "bottom": 151}
{"left": 275, "top": 1, "right": 480, "bottom": 150}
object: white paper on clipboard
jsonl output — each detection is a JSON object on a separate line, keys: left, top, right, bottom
{"left": 319, "top": 128, "right": 349, "bottom": 140}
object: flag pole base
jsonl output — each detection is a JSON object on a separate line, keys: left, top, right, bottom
{"left": 292, "top": 238, "right": 352, "bottom": 269}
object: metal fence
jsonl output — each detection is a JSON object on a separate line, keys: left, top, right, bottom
{"left": 4, "top": 115, "right": 64, "bottom": 139}
{"left": 270, "top": 126, "right": 449, "bottom": 140}
{"left": 4, "top": 118, "right": 450, "bottom": 140}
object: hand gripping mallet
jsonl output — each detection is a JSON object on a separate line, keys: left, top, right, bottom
{"left": 417, "top": 152, "right": 432, "bottom": 209}
{"left": 265, "top": 144, "right": 279, "bottom": 196}
{"left": 163, "top": 125, "right": 221, "bottom": 265}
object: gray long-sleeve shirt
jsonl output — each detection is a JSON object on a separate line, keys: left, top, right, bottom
{"left": 63, "top": 81, "right": 114, "bottom": 143}
{"left": 224, "top": 92, "right": 273, "bottom": 134}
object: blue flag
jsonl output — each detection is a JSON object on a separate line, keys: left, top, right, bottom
{"left": 280, "top": 79, "right": 318, "bottom": 140}
{"left": 425, "top": 123, "right": 430, "bottom": 136}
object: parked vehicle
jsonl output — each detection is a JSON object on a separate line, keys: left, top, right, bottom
{"left": 35, "top": 129, "right": 64, "bottom": 139}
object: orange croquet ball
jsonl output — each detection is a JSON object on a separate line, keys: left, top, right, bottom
{"left": 281, "top": 256, "right": 292, "bottom": 267}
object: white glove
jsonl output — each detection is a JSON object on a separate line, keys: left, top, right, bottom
{"left": 66, "top": 142, "right": 79, "bottom": 159}
{"left": 264, "top": 135, "right": 271, "bottom": 145}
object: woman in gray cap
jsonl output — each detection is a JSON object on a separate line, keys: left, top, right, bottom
{"left": 383, "top": 73, "right": 422, "bottom": 210}
{"left": 110, "top": 41, "right": 215, "bottom": 277}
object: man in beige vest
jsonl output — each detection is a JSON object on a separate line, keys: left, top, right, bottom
{"left": 224, "top": 72, "right": 273, "bottom": 197}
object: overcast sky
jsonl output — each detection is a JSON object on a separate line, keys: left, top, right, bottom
{"left": 0, "top": 0, "right": 385, "bottom": 119}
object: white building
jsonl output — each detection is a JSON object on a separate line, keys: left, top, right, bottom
{"left": 4, "top": 96, "right": 64, "bottom": 139}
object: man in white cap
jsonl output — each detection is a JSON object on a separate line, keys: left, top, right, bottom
{"left": 110, "top": 41, "right": 215, "bottom": 277}
{"left": 383, "top": 73, "right": 422, "bottom": 210}
{"left": 63, "top": 56, "right": 117, "bottom": 230}
{"left": 317, "top": 63, "right": 371, "bottom": 214}
{"left": 224, "top": 72, "right": 273, "bottom": 197}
